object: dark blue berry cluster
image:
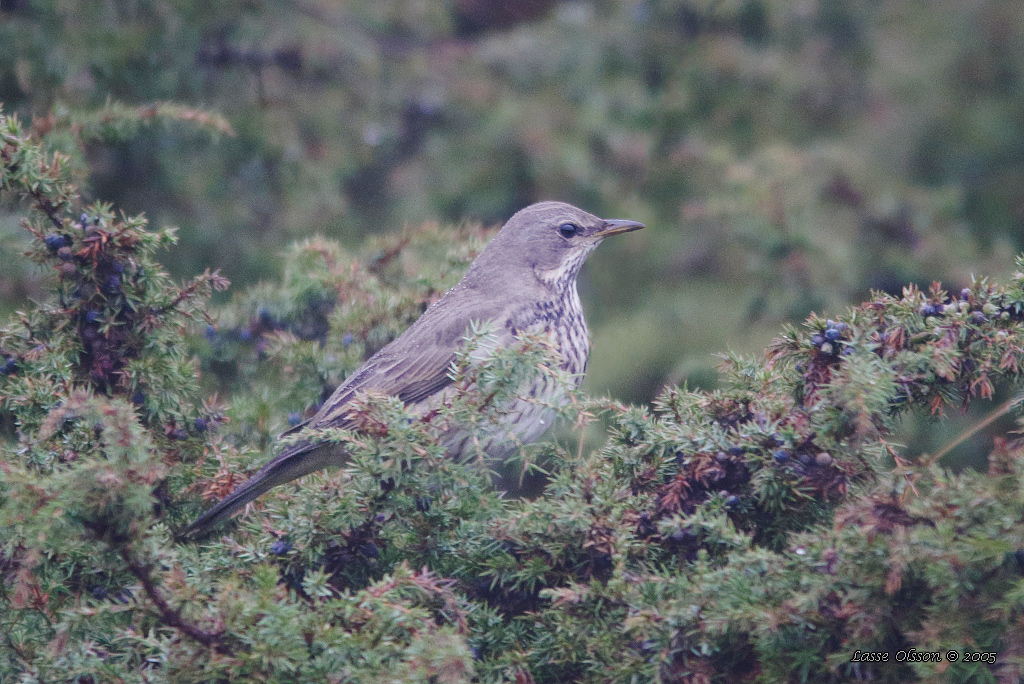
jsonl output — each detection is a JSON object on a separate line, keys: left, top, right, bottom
{"left": 204, "top": 298, "right": 342, "bottom": 356}
{"left": 771, "top": 446, "right": 834, "bottom": 478}
{"left": 757, "top": 429, "right": 836, "bottom": 481}
{"left": 87, "top": 583, "right": 134, "bottom": 605}
{"left": 44, "top": 214, "right": 145, "bottom": 391}
{"left": 44, "top": 233, "right": 72, "bottom": 252}
{"left": 954, "top": 285, "right": 1024, "bottom": 324}
{"left": 810, "top": 319, "right": 849, "bottom": 356}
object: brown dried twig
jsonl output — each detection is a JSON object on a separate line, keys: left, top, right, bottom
{"left": 117, "top": 546, "right": 231, "bottom": 653}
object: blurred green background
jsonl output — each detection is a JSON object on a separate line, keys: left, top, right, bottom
{"left": 1, "top": 0, "right": 1022, "bottom": 425}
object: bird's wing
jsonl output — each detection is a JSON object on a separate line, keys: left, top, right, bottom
{"left": 182, "top": 292, "right": 518, "bottom": 540}
{"left": 302, "top": 346, "right": 457, "bottom": 430}
{"left": 184, "top": 337, "right": 466, "bottom": 539}
{"left": 300, "top": 292, "right": 515, "bottom": 432}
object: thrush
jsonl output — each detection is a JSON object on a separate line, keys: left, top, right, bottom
{"left": 184, "top": 201, "right": 643, "bottom": 537}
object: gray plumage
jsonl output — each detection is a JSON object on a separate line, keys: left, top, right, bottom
{"left": 183, "top": 201, "right": 643, "bottom": 538}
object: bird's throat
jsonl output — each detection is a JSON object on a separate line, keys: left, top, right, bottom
{"left": 534, "top": 248, "right": 590, "bottom": 294}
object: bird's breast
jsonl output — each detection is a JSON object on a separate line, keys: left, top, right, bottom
{"left": 506, "top": 285, "right": 589, "bottom": 380}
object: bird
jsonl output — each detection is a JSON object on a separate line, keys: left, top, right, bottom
{"left": 183, "top": 201, "right": 644, "bottom": 538}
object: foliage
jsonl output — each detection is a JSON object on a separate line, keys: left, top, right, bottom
{"left": 2, "top": 0, "right": 1023, "bottom": 403}
{"left": 3, "top": 107, "right": 1024, "bottom": 683}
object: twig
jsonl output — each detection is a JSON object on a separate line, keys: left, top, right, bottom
{"left": 27, "top": 187, "right": 65, "bottom": 231}
{"left": 366, "top": 237, "right": 411, "bottom": 274}
{"left": 926, "top": 392, "right": 1024, "bottom": 465}
{"left": 153, "top": 270, "right": 228, "bottom": 316}
{"left": 117, "top": 546, "right": 230, "bottom": 653}
{"left": 1, "top": 141, "right": 67, "bottom": 230}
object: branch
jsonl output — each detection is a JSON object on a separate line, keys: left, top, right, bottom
{"left": 27, "top": 188, "right": 65, "bottom": 231}
{"left": 153, "top": 269, "right": 230, "bottom": 316}
{"left": 117, "top": 546, "right": 231, "bottom": 653}
{"left": 1, "top": 135, "right": 68, "bottom": 231}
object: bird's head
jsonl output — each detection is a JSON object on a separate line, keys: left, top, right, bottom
{"left": 470, "top": 201, "right": 645, "bottom": 291}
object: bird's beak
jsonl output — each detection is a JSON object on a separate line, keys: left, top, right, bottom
{"left": 594, "top": 219, "right": 645, "bottom": 238}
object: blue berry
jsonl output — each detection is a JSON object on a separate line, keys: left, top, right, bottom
{"left": 131, "top": 391, "right": 146, "bottom": 406}
{"left": 57, "top": 246, "right": 73, "bottom": 261}
{"left": 415, "top": 496, "right": 432, "bottom": 513}
{"left": 727, "top": 445, "right": 744, "bottom": 457}
{"left": 80, "top": 213, "right": 89, "bottom": 227}
{"left": 824, "top": 328, "right": 840, "bottom": 341}
{"left": 342, "top": 333, "right": 354, "bottom": 347}
{"left": 271, "top": 539, "right": 292, "bottom": 555}
{"left": 238, "top": 328, "right": 253, "bottom": 342}
{"left": 104, "top": 274, "right": 121, "bottom": 293}
{"left": 810, "top": 334, "right": 825, "bottom": 347}
{"left": 85, "top": 310, "right": 101, "bottom": 324}
{"left": 204, "top": 325, "right": 216, "bottom": 340}
{"left": 961, "top": 288, "right": 972, "bottom": 300}
{"left": 1, "top": 359, "right": 17, "bottom": 375}
{"left": 44, "top": 234, "right": 65, "bottom": 251}
{"left": 258, "top": 308, "right": 275, "bottom": 328}
{"left": 111, "top": 261, "right": 125, "bottom": 273}
{"left": 288, "top": 412, "right": 302, "bottom": 427}
{"left": 773, "top": 449, "right": 790, "bottom": 463}
{"left": 725, "top": 495, "right": 739, "bottom": 508}
{"left": 835, "top": 322, "right": 849, "bottom": 333}
{"left": 193, "top": 417, "right": 208, "bottom": 432}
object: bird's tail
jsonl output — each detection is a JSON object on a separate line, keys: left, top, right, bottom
{"left": 181, "top": 441, "right": 345, "bottom": 540}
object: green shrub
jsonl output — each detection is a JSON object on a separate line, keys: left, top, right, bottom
{"left": 3, "top": 107, "right": 1024, "bottom": 683}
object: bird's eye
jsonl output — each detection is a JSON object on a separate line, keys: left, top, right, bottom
{"left": 558, "top": 222, "right": 579, "bottom": 238}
